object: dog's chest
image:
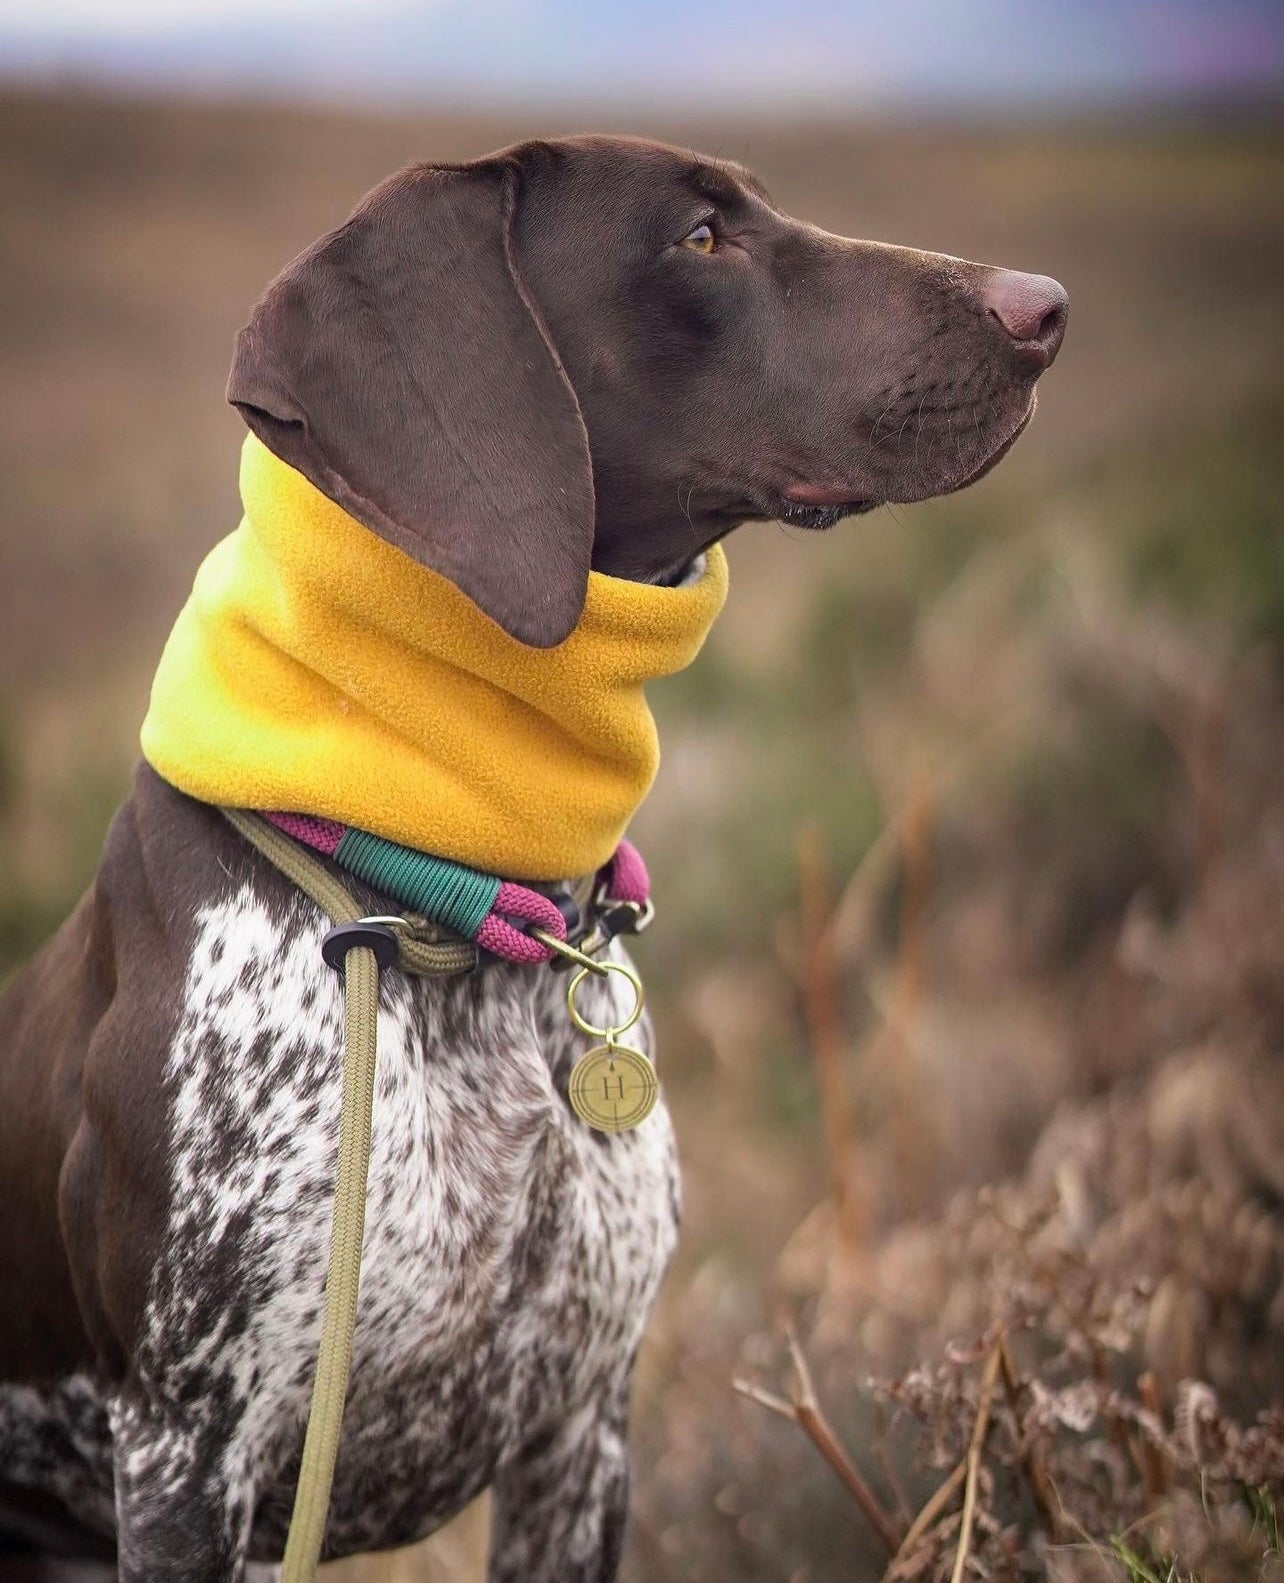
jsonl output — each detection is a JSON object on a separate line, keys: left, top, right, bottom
{"left": 145, "top": 884, "right": 679, "bottom": 1556}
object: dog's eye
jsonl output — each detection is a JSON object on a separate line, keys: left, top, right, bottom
{"left": 679, "top": 222, "right": 716, "bottom": 255}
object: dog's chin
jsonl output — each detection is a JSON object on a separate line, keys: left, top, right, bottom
{"left": 943, "top": 391, "right": 1037, "bottom": 496}
{"left": 891, "top": 391, "right": 1038, "bottom": 506}
{"left": 764, "top": 393, "right": 1038, "bottom": 532}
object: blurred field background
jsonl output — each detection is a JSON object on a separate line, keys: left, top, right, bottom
{"left": 2, "top": 13, "right": 1284, "bottom": 1579}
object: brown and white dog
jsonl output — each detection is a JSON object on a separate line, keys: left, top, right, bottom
{"left": 0, "top": 136, "right": 1066, "bottom": 1581}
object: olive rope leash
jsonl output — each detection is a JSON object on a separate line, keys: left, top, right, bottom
{"left": 281, "top": 924, "right": 377, "bottom": 1582}
{"left": 225, "top": 809, "right": 478, "bottom": 1582}
{"left": 221, "top": 808, "right": 656, "bottom": 1580}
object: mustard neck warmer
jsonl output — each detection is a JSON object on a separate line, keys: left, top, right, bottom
{"left": 141, "top": 436, "right": 728, "bottom": 882}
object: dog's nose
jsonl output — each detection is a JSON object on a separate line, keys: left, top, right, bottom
{"left": 982, "top": 270, "right": 1068, "bottom": 370}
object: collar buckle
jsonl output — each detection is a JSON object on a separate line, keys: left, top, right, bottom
{"left": 548, "top": 890, "right": 655, "bottom": 972}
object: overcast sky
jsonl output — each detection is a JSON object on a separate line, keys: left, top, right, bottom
{"left": 2, "top": 0, "right": 1281, "bottom": 110}
{"left": 0, "top": 0, "right": 338, "bottom": 31}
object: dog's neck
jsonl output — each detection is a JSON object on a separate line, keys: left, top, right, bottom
{"left": 141, "top": 436, "right": 728, "bottom": 882}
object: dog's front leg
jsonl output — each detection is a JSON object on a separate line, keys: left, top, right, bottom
{"left": 111, "top": 1393, "right": 254, "bottom": 1583}
{"left": 487, "top": 1392, "right": 631, "bottom": 1583}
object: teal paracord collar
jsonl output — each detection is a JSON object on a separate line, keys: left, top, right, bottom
{"left": 261, "top": 811, "right": 652, "bottom": 965}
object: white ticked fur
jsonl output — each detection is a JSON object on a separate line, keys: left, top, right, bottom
{"left": 6, "top": 878, "right": 679, "bottom": 1579}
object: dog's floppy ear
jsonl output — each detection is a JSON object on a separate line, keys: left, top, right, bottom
{"left": 226, "top": 156, "right": 594, "bottom": 647}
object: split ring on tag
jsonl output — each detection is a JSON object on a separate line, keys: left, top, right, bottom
{"left": 565, "top": 961, "right": 658, "bottom": 1133}
{"left": 565, "top": 960, "right": 644, "bottom": 1040}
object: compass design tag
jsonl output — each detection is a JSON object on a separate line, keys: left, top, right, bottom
{"left": 568, "top": 1043, "right": 659, "bottom": 1133}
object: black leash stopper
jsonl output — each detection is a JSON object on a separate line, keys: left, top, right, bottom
{"left": 321, "top": 919, "right": 401, "bottom": 975}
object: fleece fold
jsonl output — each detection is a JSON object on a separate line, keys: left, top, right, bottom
{"left": 141, "top": 435, "right": 728, "bottom": 880}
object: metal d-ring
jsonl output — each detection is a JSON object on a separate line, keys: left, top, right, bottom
{"left": 565, "top": 959, "right": 645, "bottom": 1042}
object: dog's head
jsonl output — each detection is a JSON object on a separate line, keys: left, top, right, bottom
{"left": 229, "top": 135, "right": 1066, "bottom": 646}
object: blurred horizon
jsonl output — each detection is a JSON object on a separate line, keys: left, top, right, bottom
{"left": 3, "top": 0, "right": 1283, "bottom": 115}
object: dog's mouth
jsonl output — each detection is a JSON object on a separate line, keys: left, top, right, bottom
{"left": 777, "top": 493, "right": 879, "bottom": 531}
{"left": 707, "top": 487, "right": 878, "bottom": 535}
{"left": 774, "top": 390, "right": 1038, "bottom": 529}
{"left": 702, "top": 390, "right": 1039, "bottom": 545}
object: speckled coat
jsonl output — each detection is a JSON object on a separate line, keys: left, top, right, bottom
{"left": 0, "top": 767, "right": 679, "bottom": 1580}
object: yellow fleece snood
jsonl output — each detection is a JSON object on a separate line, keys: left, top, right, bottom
{"left": 141, "top": 436, "right": 728, "bottom": 881}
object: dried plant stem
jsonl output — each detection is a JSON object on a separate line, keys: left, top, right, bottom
{"left": 887, "top": 775, "right": 935, "bottom": 1209}
{"left": 874, "top": 1424, "right": 915, "bottom": 1531}
{"left": 949, "top": 1344, "right": 1002, "bottom": 1583}
{"left": 1136, "top": 1372, "right": 1170, "bottom": 1502}
{"left": 895, "top": 1457, "right": 967, "bottom": 1561}
{"left": 894, "top": 1342, "right": 1004, "bottom": 1572}
{"left": 796, "top": 825, "right": 862, "bottom": 1251}
{"left": 734, "top": 1327, "right": 901, "bottom": 1557}
{"left": 997, "top": 1337, "right": 1059, "bottom": 1540}
{"left": 1187, "top": 683, "right": 1226, "bottom": 882}
{"left": 822, "top": 690, "right": 1034, "bottom": 973}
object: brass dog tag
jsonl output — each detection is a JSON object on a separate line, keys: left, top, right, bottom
{"left": 569, "top": 1043, "right": 659, "bottom": 1133}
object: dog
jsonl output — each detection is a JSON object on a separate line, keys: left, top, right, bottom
{"left": 0, "top": 135, "right": 1066, "bottom": 1581}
